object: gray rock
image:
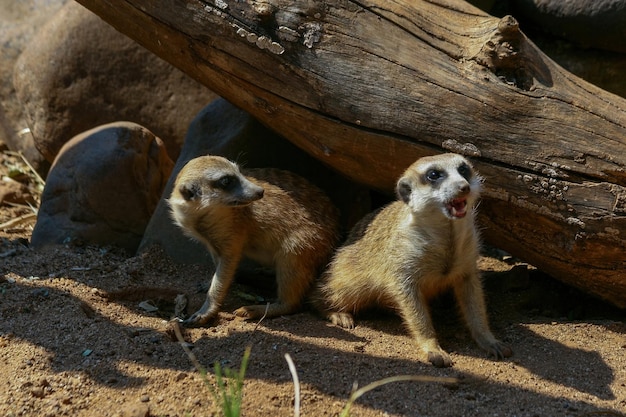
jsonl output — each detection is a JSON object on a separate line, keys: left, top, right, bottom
{"left": 466, "top": 0, "right": 496, "bottom": 13}
{"left": 510, "top": 0, "right": 626, "bottom": 53}
{"left": 530, "top": 34, "right": 626, "bottom": 99}
{"left": 139, "top": 99, "right": 370, "bottom": 263}
{"left": 0, "top": 0, "right": 68, "bottom": 172}
{"left": 13, "top": 1, "right": 217, "bottom": 169}
{"left": 31, "top": 122, "right": 173, "bottom": 253}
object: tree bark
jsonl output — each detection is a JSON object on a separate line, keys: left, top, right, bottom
{"left": 75, "top": 0, "right": 626, "bottom": 308}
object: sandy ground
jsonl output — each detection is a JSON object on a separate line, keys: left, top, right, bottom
{"left": 0, "top": 152, "right": 625, "bottom": 417}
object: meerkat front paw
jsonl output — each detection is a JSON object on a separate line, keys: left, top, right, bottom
{"left": 473, "top": 333, "right": 513, "bottom": 359}
{"left": 483, "top": 340, "right": 513, "bottom": 360}
{"left": 182, "top": 300, "right": 218, "bottom": 327}
{"left": 427, "top": 349, "right": 453, "bottom": 368}
{"left": 183, "top": 311, "right": 215, "bottom": 327}
{"left": 329, "top": 312, "right": 355, "bottom": 329}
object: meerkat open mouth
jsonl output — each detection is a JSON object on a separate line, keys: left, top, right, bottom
{"left": 446, "top": 197, "right": 468, "bottom": 218}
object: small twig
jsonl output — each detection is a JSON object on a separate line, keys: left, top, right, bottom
{"left": 4, "top": 202, "right": 31, "bottom": 209}
{"left": 2, "top": 201, "right": 38, "bottom": 215}
{"left": 284, "top": 354, "right": 301, "bottom": 417}
{"left": 26, "top": 201, "right": 39, "bottom": 214}
{"left": 253, "top": 302, "right": 270, "bottom": 331}
{"left": 6, "top": 150, "right": 45, "bottom": 187}
{"left": 171, "top": 320, "right": 206, "bottom": 376}
{"left": 0, "top": 213, "right": 37, "bottom": 230}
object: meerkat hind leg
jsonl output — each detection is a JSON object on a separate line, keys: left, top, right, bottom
{"left": 308, "top": 285, "right": 356, "bottom": 329}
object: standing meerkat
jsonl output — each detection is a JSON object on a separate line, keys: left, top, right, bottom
{"left": 169, "top": 155, "right": 339, "bottom": 326}
{"left": 314, "top": 153, "right": 512, "bottom": 367}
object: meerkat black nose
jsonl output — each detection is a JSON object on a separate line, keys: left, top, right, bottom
{"left": 459, "top": 183, "right": 470, "bottom": 193}
{"left": 256, "top": 188, "right": 265, "bottom": 199}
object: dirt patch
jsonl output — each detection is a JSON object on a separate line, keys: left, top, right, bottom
{"left": 0, "top": 154, "right": 625, "bottom": 417}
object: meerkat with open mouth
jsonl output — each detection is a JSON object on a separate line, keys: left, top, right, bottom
{"left": 313, "top": 153, "right": 512, "bottom": 367}
{"left": 169, "top": 155, "right": 339, "bottom": 326}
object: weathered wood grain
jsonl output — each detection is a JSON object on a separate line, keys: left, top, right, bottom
{"left": 75, "top": 0, "right": 626, "bottom": 308}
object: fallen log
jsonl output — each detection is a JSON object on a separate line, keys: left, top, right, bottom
{"left": 75, "top": 0, "right": 626, "bottom": 308}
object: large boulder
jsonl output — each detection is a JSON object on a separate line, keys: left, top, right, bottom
{"left": 13, "top": 1, "right": 216, "bottom": 170}
{"left": 528, "top": 35, "right": 626, "bottom": 99}
{"left": 510, "top": 0, "right": 626, "bottom": 53}
{"left": 139, "top": 99, "right": 370, "bottom": 263}
{"left": 31, "top": 122, "right": 173, "bottom": 253}
{"left": 500, "top": 0, "right": 626, "bottom": 99}
{"left": 0, "top": 0, "right": 68, "bottom": 171}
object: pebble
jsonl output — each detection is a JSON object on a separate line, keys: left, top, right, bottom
{"left": 31, "top": 386, "right": 45, "bottom": 398}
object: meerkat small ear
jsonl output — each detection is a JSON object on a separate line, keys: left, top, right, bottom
{"left": 396, "top": 178, "right": 412, "bottom": 204}
{"left": 179, "top": 183, "right": 201, "bottom": 201}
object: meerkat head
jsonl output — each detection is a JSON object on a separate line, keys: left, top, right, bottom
{"left": 396, "top": 153, "right": 481, "bottom": 220}
{"left": 169, "top": 155, "right": 264, "bottom": 214}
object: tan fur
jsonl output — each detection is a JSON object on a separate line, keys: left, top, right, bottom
{"left": 169, "top": 155, "right": 339, "bottom": 326}
{"left": 314, "top": 153, "right": 512, "bottom": 367}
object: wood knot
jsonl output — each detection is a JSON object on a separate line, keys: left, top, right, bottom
{"left": 473, "top": 15, "right": 536, "bottom": 91}
{"left": 497, "top": 15, "right": 519, "bottom": 35}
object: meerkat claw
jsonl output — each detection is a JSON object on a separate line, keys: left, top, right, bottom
{"left": 428, "top": 350, "right": 453, "bottom": 368}
{"left": 489, "top": 342, "right": 513, "bottom": 359}
{"left": 329, "top": 312, "right": 355, "bottom": 329}
{"left": 182, "top": 311, "right": 212, "bottom": 327}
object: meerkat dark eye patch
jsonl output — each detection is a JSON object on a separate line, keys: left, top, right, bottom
{"left": 457, "top": 163, "right": 472, "bottom": 181}
{"left": 213, "top": 175, "right": 239, "bottom": 190}
{"left": 424, "top": 168, "right": 445, "bottom": 183}
{"left": 180, "top": 183, "right": 201, "bottom": 201}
